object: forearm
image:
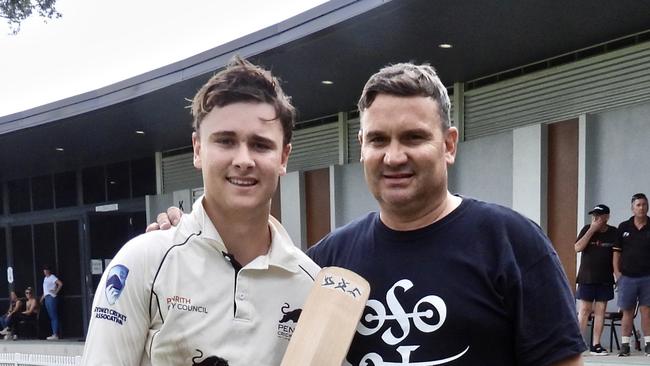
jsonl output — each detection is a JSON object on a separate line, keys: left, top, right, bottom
{"left": 574, "top": 235, "right": 591, "bottom": 252}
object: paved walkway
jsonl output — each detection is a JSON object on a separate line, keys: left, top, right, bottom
{"left": 0, "top": 339, "right": 648, "bottom": 365}
{"left": 583, "top": 350, "right": 649, "bottom": 365}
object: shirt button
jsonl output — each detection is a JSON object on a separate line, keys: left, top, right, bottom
{"left": 238, "top": 293, "right": 245, "bottom": 300}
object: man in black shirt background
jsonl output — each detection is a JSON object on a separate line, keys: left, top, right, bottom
{"left": 575, "top": 204, "right": 617, "bottom": 355}
{"left": 613, "top": 193, "right": 650, "bottom": 356}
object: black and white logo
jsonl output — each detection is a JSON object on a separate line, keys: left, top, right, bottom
{"left": 277, "top": 302, "right": 302, "bottom": 340}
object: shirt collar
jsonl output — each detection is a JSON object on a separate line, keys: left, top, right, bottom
{"left": 189, "top": 196, "right": 301, "bottom": 273}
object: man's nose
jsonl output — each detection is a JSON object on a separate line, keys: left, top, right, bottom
{"left": 383, "top": 142, "right": 407, "bottom": 166}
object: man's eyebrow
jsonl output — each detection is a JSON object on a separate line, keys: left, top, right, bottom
{"left": 209, "top": 131, "right": 236, "bottom": 138}
{"left": 250, "top": 134, "right": 278, "bottom": 147}
{"left": 364, "top": 130, "right": 386, "bottom": 139}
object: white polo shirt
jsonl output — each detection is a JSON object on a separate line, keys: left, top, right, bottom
{"left": 81, "top": 197, "right": 320, "bottom": 365}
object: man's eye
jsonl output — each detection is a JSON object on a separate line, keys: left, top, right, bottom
{"left": 215, "top": 138, "right": 235, "bottom": 145}
{"left": 252, "top": 142, "right": 271, "bottom": 151}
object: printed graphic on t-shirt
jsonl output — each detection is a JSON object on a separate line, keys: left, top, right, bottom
{"left": 191, "top": 349, "right": 229, "bottom": 365}
{"left": 166, "top": 295, "right": 209, "bottom": 314}
{"left": 277, "top": 302, "right": 302, "bottom": 340}
{"left": 105, "top": 264, "right": 129, "bottom": 305}
{"left": 355, "top": 279, "right": 469, "bottom": 365}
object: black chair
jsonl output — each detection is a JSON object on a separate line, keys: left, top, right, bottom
{"left": 15, "top": 313, "right": 40, "bottom": 339}
{"left": 589, "top": 302, "right": 640, "bottom": 351}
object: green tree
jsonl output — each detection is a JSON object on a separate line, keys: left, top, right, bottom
{"left": 1, "top": 0, "right": 61, "bottom": 34}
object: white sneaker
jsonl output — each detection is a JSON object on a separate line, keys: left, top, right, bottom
{"left": 46, "top": 334, "right": 59, "bottom": 340}
{"left": 11, "top": 334, "right": 17, "bottom": 341}
{"left": 3, "top": 334, "right": 10, "bottom": 340}
{"left": 0, "top": 327, "right": 9, "bottom": 336}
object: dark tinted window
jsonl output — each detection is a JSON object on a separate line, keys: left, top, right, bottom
{"left": 82, "top": 166, "right": 106, "bottom": 204}
{"left": 32, "top": 175, "right": 54, "bottom": 211}
{"left": 12, "top": 226, "right": 34, "bottom": 294}
{"left": 0, "top": 227, "right": 7, "bottom": 297}
{"left": 107, "top": 162, "right": 130, "bottom": 201}
{"left": 57, "top": 221, "right": 80, "bottom": 295}
{"left": 8, "top": 179, "right": 30, "bottom": 213}
{"left": 0, "top": 184, "right": 4, "bottom": 215}
{"left": 131, "top": 156, "right": 156, "bottom": 197}
{"left": 33, "top": 223, "right": 56, "bottom": 284}
{"left": 54, "top": 171, "right": 77, "bottom": 208}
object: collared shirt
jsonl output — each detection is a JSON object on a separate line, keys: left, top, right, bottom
{"left": 614, "top": 216, "right": 650, "bottom": 277}
{"left": 82, "top": 197, "right": 320, "bottom": 366}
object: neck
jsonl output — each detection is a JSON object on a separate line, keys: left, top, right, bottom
{"left": 634, "top": 215, "right": 648, "bottom": 227}
{"left": 380, "top": 191, "right": 461, "bottom": 231}
{"left": 203, "top": 201, "right": 272, "bottom": 266}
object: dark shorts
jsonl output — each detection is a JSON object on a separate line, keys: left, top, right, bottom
{"left": 616, "top": 275, "right": 650, "bottom": 310}
{"left": 576, "top": 283, "right": 614, "bottom": 302}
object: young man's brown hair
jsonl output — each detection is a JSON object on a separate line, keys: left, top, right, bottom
{"left": 191, "top": 56, "right": 295, "bottom": 145}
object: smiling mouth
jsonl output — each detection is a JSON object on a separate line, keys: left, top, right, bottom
{"left": 383, "top": 172, "right": 413, "bottom": 179}
{"left": 227, "top": 177, "right": 258, "bottom": 186}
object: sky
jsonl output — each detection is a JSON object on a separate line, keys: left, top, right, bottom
{"left": 0, "top": 0, "right": 328, "bottom": 118}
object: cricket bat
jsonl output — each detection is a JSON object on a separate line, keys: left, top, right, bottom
{"left": 280, "top": 266, "right": 370, "bottom": 366}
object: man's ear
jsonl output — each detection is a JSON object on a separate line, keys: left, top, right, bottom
{"left": 192, "top": 132, "right": 202, "bottom": 169}
{"left": 444, "top": 126, "right": 459, "bottom": 165}
{"left": 279, "top": 143, "right": 292, "bottom": 175}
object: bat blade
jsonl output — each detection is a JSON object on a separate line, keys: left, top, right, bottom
{"left": 281, "top": 266, "right": 370, "bottom": 366}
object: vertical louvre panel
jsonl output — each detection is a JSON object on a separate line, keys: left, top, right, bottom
{"left": 347, "top": 117, "right": 361, "bottom": 164}
{"left": 289, "top": 123, "right": 339, "bottom": 171}
{"left": 161, "top": 152, "right": 202, "bottom": 193}
{"left": 464, "top": 42, "right": 650, "bottom": 140}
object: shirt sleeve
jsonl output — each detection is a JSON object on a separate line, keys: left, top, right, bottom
{"left": 81, "top": 236, "right": 153, "bottom": 366}
{"left": 515, "top": 251, "right": 586, "bottom": 366}
{"left": 575, "top": 225, "right": 589, "bottom": 242}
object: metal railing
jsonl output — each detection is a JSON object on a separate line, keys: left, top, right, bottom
{"left": 0, "top": 353, "right": 80, "bottom": 366}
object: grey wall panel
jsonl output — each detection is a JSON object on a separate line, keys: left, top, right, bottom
{"left": 464, "top": 42, "right": 650, "bottom": 140}
{"left": 289, "top": 123, "right": 339, "bottom": 171}
{"left": 449, "top": 131, "right": 513, "bottom": 207}
{"left": 585, "top": 101, "right": 650, "bottom": 225}
{"left": 332, "top": 162, "right": 377, "bottom": 227}
{"left": 347, "top": 118, "right": 361, "bottom": 164}
{"left": 161, "top": 152, "right": 202, "bottom": 193}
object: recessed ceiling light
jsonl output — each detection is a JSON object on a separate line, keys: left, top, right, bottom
{"left": 109, "top": 180, "right": 117, "bottom": 185}
{"left": 135, "top": 130, "right": 145, "bottom": 135}
{"left": 439, "top": 43, "right": 453, "bottom": 49}
{"left": 55, "top": 147, "right": 64, "bottom": 152}
{"left": 321, "top": 80, "right": 334, "bottom": 85}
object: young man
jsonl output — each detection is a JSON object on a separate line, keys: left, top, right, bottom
{"left": 153, "top": 63, "right": 586, "bottom": 365}
{"left": 307, "top": 63, "right": 585, "bottom": 365}
{"left": 613, "top": 193, "right": 650, "bottom": 357}
{"left": 574, "top": 204, "right": 617, "bottom": 355}
{"left": 81, "top": 58, "right": 319, "bottom": 365}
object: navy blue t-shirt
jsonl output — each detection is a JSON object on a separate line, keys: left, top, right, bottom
{"left": 308, "top": 198, "right": 585, "bottom": 366}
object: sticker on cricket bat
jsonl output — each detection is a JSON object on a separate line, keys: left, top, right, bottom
{"left": 280, "top": 267, "right": 370, "bottom": 366}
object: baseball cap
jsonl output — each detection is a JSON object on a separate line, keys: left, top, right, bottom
{"left": 588, "top": 204, "right": 610, "bottom": 215}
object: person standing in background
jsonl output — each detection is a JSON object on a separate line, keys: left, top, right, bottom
{"left": 575, "top": 204, "right": 617, "bottom": 355}
{"left": 40, "top": 264, "right": 63, "bottom": 340}
{"left": 614, "top": 193, "right": 650, "bottom": 356}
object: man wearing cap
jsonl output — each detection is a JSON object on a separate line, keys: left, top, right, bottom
{"left": 575, "top": 204, "right": 617, "bottom": 355}
{"left": 614, "top": 193, "right": 650, "bottom": 356}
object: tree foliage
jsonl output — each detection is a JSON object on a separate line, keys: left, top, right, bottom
{"left": 0, "top": 0, "right": 61, "bottom": 34}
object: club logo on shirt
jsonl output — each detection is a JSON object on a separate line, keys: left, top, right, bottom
{"left": 191, "top": 349, "right": 229, "bottom": 366}
{"left": 277, "top": 302, "right": 302, "bottom": 340}
{"left": 105, "top": 264, "right": 129, "bottom": 305}
{"left": 623, "top": 232, "right": 630, "bottom": 238}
